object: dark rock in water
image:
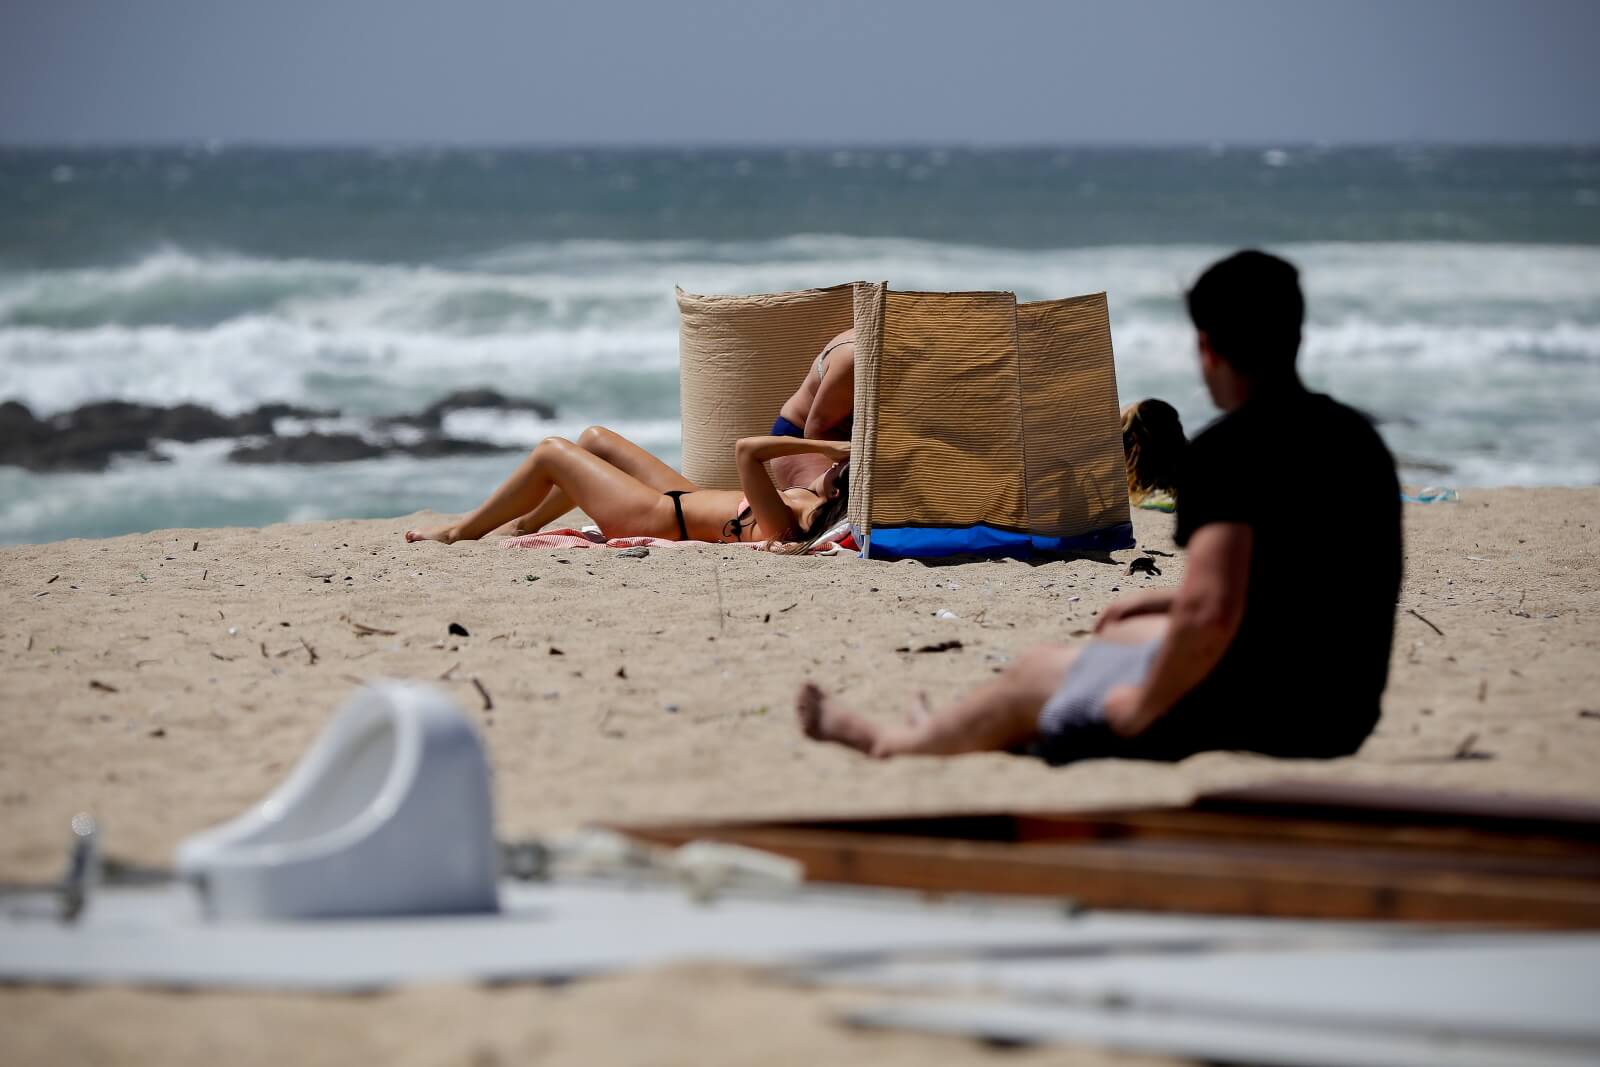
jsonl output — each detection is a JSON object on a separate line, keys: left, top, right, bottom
{"left": 229, "top": 431, "right": 513, "bottom": 465}
{"left": 149, "top": 403, "right": 240, "bottom": 442}
{"left": 25, "top": 402, "right": 165, "bottom": 471}
{"left": 1, "top": 389, "right": 541, "bottom": 471}
{"left": 0, "top": 401, "right": 131, "bottom": 472}
{"left": 221, "top": 403, "right": 338, "bottom": 437}
{"left": 0, "top": 401, "right": 49, "bottom": 446}
{"left": 395, "top": 388, "right": 558, "bottom": 428}
{"left": 0, "top": 398, "right": 341, "bottom": 472}
{"left": 0, "top": 401, "right": 68, "bottom": 466}
{"left": 230, "top": 433, "right": 387, "bottom": 465}
{"left": 402, "top": 436, "right": 514, "bottom": 458}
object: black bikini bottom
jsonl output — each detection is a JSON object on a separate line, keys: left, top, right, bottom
{"left": 663, "top": 490, "right": 690, "bottom": 540}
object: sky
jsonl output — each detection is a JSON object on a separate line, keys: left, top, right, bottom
{"left": 2, "top": 0, "right": 1597, "bottom": 146}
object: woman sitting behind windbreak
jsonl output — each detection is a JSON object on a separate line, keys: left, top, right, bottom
{"left": 1122, "top": 397, "right": 1186, "bottom": 508}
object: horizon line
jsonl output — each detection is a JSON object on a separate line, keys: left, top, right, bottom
{"left": 3, "top": 138, "right": 1598, "bottom": 153}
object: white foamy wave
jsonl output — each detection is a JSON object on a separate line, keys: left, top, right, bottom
{"left": 8, "top": 240, "right": 1595, "bottom": 338}
{"left": 1112, "top": 318, "right": 1600, "bottom": 375}
{"left": 0, "top": 319, "right": 680, "bottom": 415}
{"left": 439, "top": 411, "right": 682, "bottom": 449}
{"left": 0, "top": 247, "right": 365, "bottom": 329}
{"left": 3, "top": 237, "right": 1594, "bottom": 336}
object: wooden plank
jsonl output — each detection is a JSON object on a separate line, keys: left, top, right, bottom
{"left": 618, "top": 825, "right": 1600, "bottom": 927}
{"left": 615, "top": 785, "right": 1600, "bottom": 926}
{"left": 626, "top": 806, "right": 1600, "bottom": 860}
{"left": 1194, "top": 780, "right": 1600, "bottom": 833}
{"left": 1016, "top": 809, "right": 1600, "bottom": 860}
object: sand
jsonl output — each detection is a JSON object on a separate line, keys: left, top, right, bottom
{"left": 3, "top": 487, "right": 1598, "bottom": 1064}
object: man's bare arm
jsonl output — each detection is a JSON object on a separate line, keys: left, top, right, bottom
{"left": 1094, "top": 588, "right": 1178, "bottom": 632}
{"left": 1109, "top": 522, "right": 1251, "bottom": 736}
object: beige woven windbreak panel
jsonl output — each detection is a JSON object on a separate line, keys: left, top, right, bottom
{"left": 847, "top": 282, "right": 885, "bottom": 538}
{"left": 676, "top": 284, "right": 856, "bottom": 489}
{"left": 868, "top": 291, "right": 1029, "bottom": 531}
{"left": 1016, "top": 293, "right": 1132, "bottom": 538}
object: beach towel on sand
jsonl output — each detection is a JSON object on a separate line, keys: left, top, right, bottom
{"left": 501, "top": 527, "right": 853, "bottom": 554}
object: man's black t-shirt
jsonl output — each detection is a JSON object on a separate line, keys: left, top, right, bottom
{"left": 1161, "top": 388, "right": 1402, "bottom": 757}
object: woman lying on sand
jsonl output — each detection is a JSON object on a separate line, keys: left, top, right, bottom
{"left": 405, "top": 426, "right": 850, "bottom": 550}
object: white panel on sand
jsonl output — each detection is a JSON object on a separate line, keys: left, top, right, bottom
{"left": 845, "top": 996, "right": 1600, "bottom": 1067}
{"left": 0, "top": 880, "right": 1418, "bottom": 992}
{"left": 838, "top": 938, "right": 1600, "bottom": 1067}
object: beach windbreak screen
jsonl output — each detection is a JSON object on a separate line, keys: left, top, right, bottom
{"left": 1, "top": 146, "right": 1598, "bottom": 542}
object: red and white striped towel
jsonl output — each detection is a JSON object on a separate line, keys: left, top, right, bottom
{"left": 501, "top": 526, "right": 855, "bottom": 554}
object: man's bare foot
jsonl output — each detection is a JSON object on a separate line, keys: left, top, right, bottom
{"left": 404, "top": 525, "right": 465, "bottom": 544}
{"left": 796, "top": 682, "right": 885, "bottom": 756}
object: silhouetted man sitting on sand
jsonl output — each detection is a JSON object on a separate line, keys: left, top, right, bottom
{"left": 798, "top": 250, "right": 1402, "bottom": 763}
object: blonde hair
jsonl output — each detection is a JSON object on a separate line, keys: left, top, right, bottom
{"left": 1121, "top": 398, "right": 1186, "bottom": 504}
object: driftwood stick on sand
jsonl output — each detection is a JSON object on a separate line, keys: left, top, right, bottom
{"left": 1407, "top": 608, "right": 1445, "bottom": 637}
{"left": 341, "top": 614, "right": 398, "bottom": 637}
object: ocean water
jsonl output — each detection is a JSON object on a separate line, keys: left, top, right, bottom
{"left": 2, "top": 145, "right": 1598, "bottom": 544}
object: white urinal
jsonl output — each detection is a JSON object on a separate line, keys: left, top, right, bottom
{"left": 175, "top": 682, "right": 500, "bottom": 920}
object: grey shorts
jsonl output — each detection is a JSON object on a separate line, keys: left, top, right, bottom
{"left": 1033, "top": 638, "right": 1161, "bottom": 764}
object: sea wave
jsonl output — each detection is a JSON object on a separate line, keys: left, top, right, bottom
{"left": 4, "top": 239, "right": 1598, "bottom": 334}
{"left": 5, "top": 313, "right": 1595, "bottom": 425}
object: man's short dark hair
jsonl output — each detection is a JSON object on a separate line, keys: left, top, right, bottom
{"left": 1185, "top": 250, "right": 1304, "bottom": 380}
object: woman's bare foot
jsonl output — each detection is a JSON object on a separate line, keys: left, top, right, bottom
{"left": 796, "top": 682, "right": 886, "bottom": 756}
{"left": 404, "top": 525, "right": 466, "bottom": 544}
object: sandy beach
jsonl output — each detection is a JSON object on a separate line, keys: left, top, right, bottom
{"left": 3, "top": 487, "right": 1598, "bottom": 1064}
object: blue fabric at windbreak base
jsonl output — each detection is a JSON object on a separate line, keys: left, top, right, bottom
{"left": 868, "top": 524, "right": 1030, "bottom": 559}
{"left": 863, "top": 522, "right": 1135, "bottom": 560}
{"left": 1030, "top": 521, "right": 1136, "bottom": 553}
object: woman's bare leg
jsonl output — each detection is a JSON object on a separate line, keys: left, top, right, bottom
{"left": 498, "top": 486, "right": 579, "bottom": 537}
{"left": 797, "top": 615, "right": 1171, "bottom": 759}
{"left": 503, "top": 426, "right": 693, "bottom": 535}
{"left": 406, "top": 437, "right": 676, "bottom": 544}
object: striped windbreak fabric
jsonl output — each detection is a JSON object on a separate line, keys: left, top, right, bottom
{"left": 676, "top": 283, "right": 857, "bottom": 489}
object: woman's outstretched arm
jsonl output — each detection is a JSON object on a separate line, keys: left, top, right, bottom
{"left": 734, "top": 435, "right": 850, "bottom": 540}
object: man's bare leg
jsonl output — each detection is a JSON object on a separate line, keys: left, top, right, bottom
{"left": 797, "top": 645, "right": 1079, "bottom": 758}
{"left": 797, "top": 615, "right": 1172, "bottom": 759}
